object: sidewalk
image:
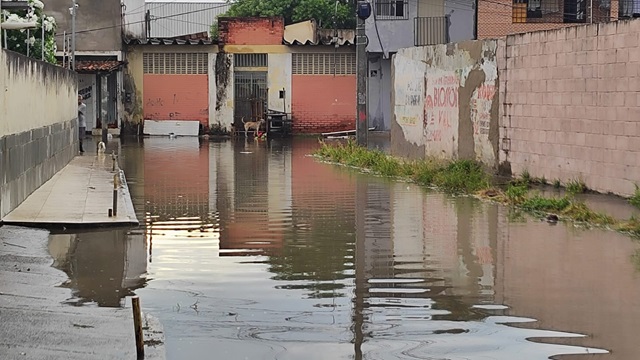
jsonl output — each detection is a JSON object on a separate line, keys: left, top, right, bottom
{"left": 2, "top": 154, "right": 138, "bottom": 227}
{"left": 0, "top": 226, "right": 165, "bottom": 360}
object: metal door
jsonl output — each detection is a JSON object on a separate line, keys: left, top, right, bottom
{"left": 234, "top": 71, "right": 267, "bottom": 132}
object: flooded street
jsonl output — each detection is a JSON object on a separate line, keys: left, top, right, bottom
{"left": 50, "top": 137, "right": 640, "bottom": 359}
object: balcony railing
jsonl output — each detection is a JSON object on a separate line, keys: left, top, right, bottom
{"left": 375, "top": 1, "right": 409, "bottom": 20}
{"left": 414, "top": 16, "right": 450, "bottom": 46}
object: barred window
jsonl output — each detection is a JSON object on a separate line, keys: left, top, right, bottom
{"left": 292, "top": 53, "right": 356, "bottom": 75}
{"left": 375, "top": 0, "right": 409, "bottom": 20}
{"left": 143, "top": 53, "right": 208, "bottom": 74}
{"left": 235, "top": 53, "right": 268, "bottom": 68}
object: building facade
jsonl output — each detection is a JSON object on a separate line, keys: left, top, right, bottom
{"left": 124, "top": 17, "right": 356, "bottom": 135}
{"left": 47, "top": 0, "right": 146, "bottom": 135}
{"left": 477, "top": 0, "right": 621, "bottom": 39}
{"left": 365, "top": 0, "right": 475, "bottom": 131}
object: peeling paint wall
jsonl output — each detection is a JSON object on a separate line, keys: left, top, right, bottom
{"left": 267, "top": 53, "right": 292, "bottom": 114}
{"left": 392, "top": 41, "right": 500, "bottom": 168}
{"left": 0, "top": 50, "right": 78, "bottom": 218}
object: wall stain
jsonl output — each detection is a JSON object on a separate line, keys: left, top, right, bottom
{"left": 458, "top": 65, "right": 485, "bottom": 160}
{"left": 215, "top": 51, "right": 232, "bottom": 112}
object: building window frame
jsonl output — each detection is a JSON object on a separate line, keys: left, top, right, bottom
{"left": 374, "top": 0, "right": 409, "bottom": 20}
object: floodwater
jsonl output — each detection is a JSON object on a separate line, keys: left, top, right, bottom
{"left": 49, "top": 137, "right": 640, "bottom": 359}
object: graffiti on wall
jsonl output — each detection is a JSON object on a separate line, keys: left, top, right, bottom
{"left": 423, "top": 74, "right": 459, "bottom": 143}
{"left": 393, "top": 57, "right": 426, "bottom": 145}
{"left": 79, "top": 86, "right": 93, "bottom": 100}
{"left": 470, "top": 84, "right": 495, "bottom": 136}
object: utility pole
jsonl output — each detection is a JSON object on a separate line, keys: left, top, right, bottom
{"left": 355, "top": 2, "right": 370, "bottom": 147}
{"left": 71, "top": 0, "right": 76, "bottom": 70}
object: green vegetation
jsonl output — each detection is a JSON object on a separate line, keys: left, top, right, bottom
{"left": 314, "top": 140, "right": 640, "bottom": 238}
{"left": 566, "top": 178, "right": 587, "bottom": 194}
{"left": 553, "top": 179, "right": 562, "bottom": 189}
{"left": 629, "top": 185, "right": 640, "bottom": 209}
{"left": 215, "top": 0, "right": 356, "bottom": 30}
{"left": 315, "top": 140, "right": 488, "bottom": 193}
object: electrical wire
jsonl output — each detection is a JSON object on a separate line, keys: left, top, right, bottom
{"left": 53, "top": 0, "right": 612, "bottom": 38}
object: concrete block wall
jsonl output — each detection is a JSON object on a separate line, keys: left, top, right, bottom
{"left": 501, "top": 20, "right": 640, "bottom": 196}
{"left": 0, "top": 50, "right": 78, "bottom": 218}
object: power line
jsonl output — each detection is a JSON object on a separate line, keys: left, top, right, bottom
{"left": 55, "top": 2, "right": 231, "bottom": 38}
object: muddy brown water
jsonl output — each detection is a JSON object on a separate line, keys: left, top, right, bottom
{"left": 48, "top": 137, "right": 640, "bottom": 359}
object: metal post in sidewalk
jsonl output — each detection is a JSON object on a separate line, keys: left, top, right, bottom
{"left": 132, "top": 296, "right": 145, "bottom": 359}
{"left": 112, "top": 173, "right": 118, "bottom": 217}
{"left": 71, "top": 0, "right": 76, "bottom": 71}
{"left": 355, "top": 2, "right": 370, "bottom": 147}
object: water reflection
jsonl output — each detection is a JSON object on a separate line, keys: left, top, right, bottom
{"left": 48, "top": 228, "right": 147, "bottom": 307}
{"left": 50, "top": 136, "right": 640, "bottom": 359}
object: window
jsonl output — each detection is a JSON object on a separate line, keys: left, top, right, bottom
{"left": 234, "top": 53, "right": 268, "bottom": 68}
{"left": 375, "top": 0, "right": 409, "bottom": 20}
{"left": 143, "top": 53, "right": 208, "bottom": 74}
{"left": 292, "top": 53, "right": 356, "bottom": 75}
{"left": 512, "top": 0, "right": 584, "bottom": 23}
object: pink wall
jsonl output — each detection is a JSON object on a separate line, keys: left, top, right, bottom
{"left": 291, "top": 75, "right": 356, "bottom": 133}
{"left": 143, "top": 74, "right": 209, "bottom": 126}
{"left": 499, "top": 21, "right": 640, "bottom": 196}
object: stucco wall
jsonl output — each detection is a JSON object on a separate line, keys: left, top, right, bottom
{"left": 0, "top": 50, "right": 78, "bottom": 218}
{"left": 391, "top": 41, "right": 500, "bottom": 167}
{"left": 500, "top": 20, "right": 640, "bottom": 196}
{"left": 48, "top": 0, "right": 122, "bottom": 52}
{"left": 267, "top": 53, "right": 292, "bottom": 114}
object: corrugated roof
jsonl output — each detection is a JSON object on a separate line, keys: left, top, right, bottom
{"left": 283, "top": 21, "right": 355, "bottom": 46}
{"left": 70, "top": 60, "right": 127, "bottom": 74}
{"left": 146, "top": 2, "right": 231, "bottom": 38}
{"left": 124, "top": 37, "right": 215, "bottom": 45}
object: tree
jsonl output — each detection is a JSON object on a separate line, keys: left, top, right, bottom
{"left": 222, "top": 0, "right": 356, "bottom": 29}
{"left": 1, "top": 0, "right": 57, "bottom": 64}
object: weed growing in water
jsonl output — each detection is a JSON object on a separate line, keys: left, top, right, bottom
{"left": 505, "top": 184, "right": 528, "bottom": 204}
{"left": 566, "top": 178, "right": 587, "bottom": 194}
{"left": 629, "top": 185, "right": 640, "bottom": 209}
{"left": 520, "top": 169, "right": 532, "bottom": 184}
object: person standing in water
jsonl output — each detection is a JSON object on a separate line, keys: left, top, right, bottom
{"left": 78, "top": 95, "right": 87, "bottom": 153}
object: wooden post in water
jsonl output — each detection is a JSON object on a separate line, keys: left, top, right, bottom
{"left": 113, "top": 174, "right": 118, "bottom": 217}
{"left": 132, "top": 296, "right": 144, "bottom": 358}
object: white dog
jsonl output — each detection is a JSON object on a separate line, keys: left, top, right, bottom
{"left": 97, "top": 141, "right": 106, "bottom": 153}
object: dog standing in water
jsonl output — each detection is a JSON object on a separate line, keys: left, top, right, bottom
{"left": 242, "top": 117, "right": 265, "bottom": 137}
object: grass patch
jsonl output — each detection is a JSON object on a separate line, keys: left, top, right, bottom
{"left": 629, "top": 185, "right": 640, "bottom": 209}
{"left": 566, "top": 178, "right": 587, "bottom": 194}
{"left": 315, "top": 140, "right": 629, "bottom": 235}
{"left": 315, "top": 140, "right": 488, "bottom": 193}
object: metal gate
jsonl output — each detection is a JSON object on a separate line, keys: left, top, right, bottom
{"left": 234, "top": 71, "right": 267, "bottom": 133}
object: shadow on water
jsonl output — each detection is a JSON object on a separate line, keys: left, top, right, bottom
{"left": 48, "top": 136, "right": 640, "bottom": 359}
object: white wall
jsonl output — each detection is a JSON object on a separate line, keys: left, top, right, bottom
{"left": 267, "top": 53, "right": 292, "bottom": 114}
{"left": 0, "top": 50, "right": 77, "bottom": 136}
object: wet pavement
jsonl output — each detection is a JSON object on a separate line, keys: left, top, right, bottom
{"left": 33, "top": 136, "right": 640, "bottom": 359}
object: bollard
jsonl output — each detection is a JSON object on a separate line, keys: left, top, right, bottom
{"left": 111, "top": 151, "right": 117, "bottom": 171}
{"left": 113, "top": 174, "right": 118, "bottom": 217}
{"left": 132, "top": 296, "right": 145, "bottom": 359}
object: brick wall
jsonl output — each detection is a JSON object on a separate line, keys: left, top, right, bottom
{"left": 291, "top": 75, "right": 356, "bottom": 133}
{"left": 477, "top": 0, "right": 618, "bottom": 39}
{"left": 501, "top": 20, "right": 640, "bottom": 196}
{"left": 218, "top": 17, "right": 284, "bottom": 45}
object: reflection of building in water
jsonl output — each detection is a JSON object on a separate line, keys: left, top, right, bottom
{"left": 266, "top": 138, "right": 356, "bottom": 298}
{"left": 143, "top": 138, "right": 211, "bottom": 219}
{"left": 48, "top": 229, "right": 147, "bottom": 308}
{"left": 218, "top": 139, "right": 291, "bottom": 255}
{"left": 494, "top": 213, "right": 640, "bottom": 359}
